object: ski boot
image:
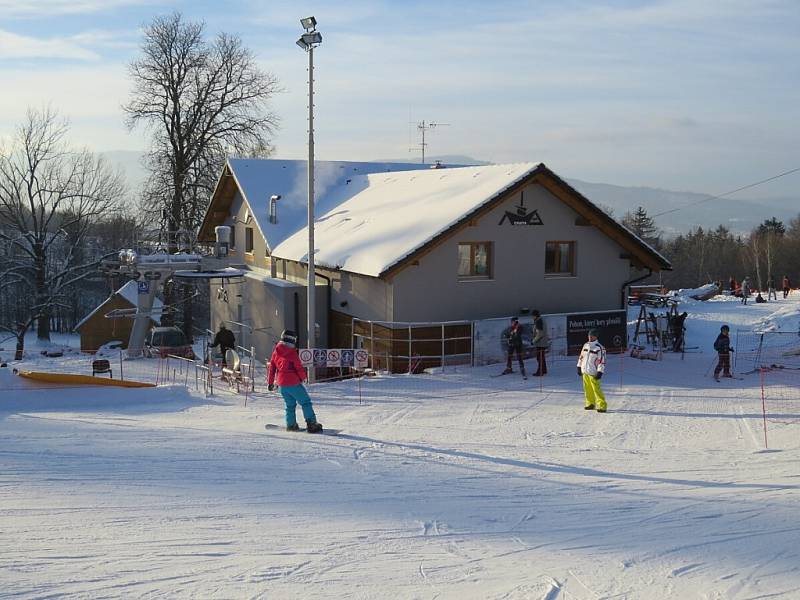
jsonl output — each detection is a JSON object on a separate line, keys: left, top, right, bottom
{"left": 286, "top": 423, "right": 300, "bottom": 432}
{"left": 501, "top": 367, "right": 513, "bottom": 375}
{"left": 306, "top": 421, "right": 323, "bottom": 434}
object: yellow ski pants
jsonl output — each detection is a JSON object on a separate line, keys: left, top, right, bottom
{"left": 582, "top": 373, "right": 607, "bottom": 410}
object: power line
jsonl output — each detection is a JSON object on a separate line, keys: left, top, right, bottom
{"left": 651, "top": 166, "right": 800, "bottom": 218}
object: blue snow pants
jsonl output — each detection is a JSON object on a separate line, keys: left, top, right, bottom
{"left": 280, "top": 384, "right": 317, "bottom": 426}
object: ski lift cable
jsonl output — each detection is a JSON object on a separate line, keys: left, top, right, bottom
{"left": 652, "top": 166, "right": 800, "bottom": 218}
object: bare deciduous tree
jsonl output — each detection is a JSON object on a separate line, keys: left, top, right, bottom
{"left": 124, "top": 12, "right": 280, "bottom": 337}
{"left": 0, "top": 107, "right": 125, "bottom": 358}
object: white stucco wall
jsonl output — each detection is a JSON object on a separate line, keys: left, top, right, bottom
{"left": 390, "top": 182, "right": 631, "bottom": 322}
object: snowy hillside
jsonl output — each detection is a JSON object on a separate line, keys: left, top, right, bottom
{"left": 1, "top": 295, "right": 799, "bottom": 598}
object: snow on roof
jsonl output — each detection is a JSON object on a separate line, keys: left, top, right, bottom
{"left": 243, "top": 270, "right": 303, "bottom": 287}
{"left": 75, "top": 281, "right": 163, "bottom": 331}
{"left": 117, "top": 280, "right": 143, "bottom": 306}
{"left": 228, "top": 158, "right": 436, "bottom": 252}
{"left": 271, "top": 163, "right": 540, "bottom": 277}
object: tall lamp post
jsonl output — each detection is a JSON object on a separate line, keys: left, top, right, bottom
{"left": 297, "top": 17, "right": 322, "bottom": 369}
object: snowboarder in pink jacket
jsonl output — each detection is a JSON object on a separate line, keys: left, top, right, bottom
{"left": 267, "top": 330, "right": 323, "bottom": 433}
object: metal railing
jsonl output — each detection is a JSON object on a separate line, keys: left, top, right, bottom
{"left": 352, "top": 318, "right": 473, "bottom": 374}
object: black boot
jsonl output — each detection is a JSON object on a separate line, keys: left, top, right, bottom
{"left": 306, "top": 421, "right": 323, "bottom": 433}
{"left": 286, "top": 423, "right": 300, "bottom": 432}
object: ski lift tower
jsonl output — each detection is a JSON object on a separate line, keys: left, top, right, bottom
{"left": 416, "top": 120, "right": 449, "bottom": 164}
{"left": 107, "top": 226, "right": 244, "bottom": 357}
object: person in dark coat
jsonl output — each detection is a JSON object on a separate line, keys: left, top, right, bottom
{"left": 767, "top": 277, "right": 777, "bottom": 301}
{"left": 210, "top": 323, "right": 236, "bottom": 365}
{"left": 713, "top": 325, "right": 734, "bottom": 381}
{"left": 531, "top": 309, "right": 549, "bottom": 376}
{"left": 783, "top": 275, "right": 791, "bottom": 299}
{"left": 502, "top": 317, "right": 526, "bottom": 378}
{"left": 729, "top": 276, "right": 737, "bottom": 296}
{"left": 671, "top": 311, "right": 688, "bottom": 352}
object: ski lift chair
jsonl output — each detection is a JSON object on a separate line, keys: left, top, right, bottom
{"left": 92, "top": 359, "right": 113, "bottom": 378}
{"left": 221, "top": 349, "right": 240, "bottom": 377}
{"left": 221, "top": 349, "right": 244, "bottom": 391}
{"left": 221, "top": 348, "right": 255, "bottom": 393}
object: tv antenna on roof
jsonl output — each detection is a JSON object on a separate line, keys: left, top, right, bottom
{"left": 414, "top": 120, "right": 449, "bottom": 164}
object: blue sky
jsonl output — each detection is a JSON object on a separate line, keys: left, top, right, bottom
{"left": 1, "top": 0, "right": 798, "bottom": 196}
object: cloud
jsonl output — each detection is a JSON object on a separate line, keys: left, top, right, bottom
{"left": 0, "top": 29, "right": 100, "bottom": 60}
{"left": 0, "top": 63, "right": 143, "bottom": 151}
{"left": 0, "top": 0, "right": 157, "bottom": 18}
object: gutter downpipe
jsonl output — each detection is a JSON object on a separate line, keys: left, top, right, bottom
{"left": 314, "top": 271, "right": 332, "bottom": 348}
{"left": 621, "top": 268, "right": 653, "bottom": 309}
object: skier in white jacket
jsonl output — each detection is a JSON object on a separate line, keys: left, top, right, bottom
{"left": 577, "top": 329, "right": 607, "bottom": 412}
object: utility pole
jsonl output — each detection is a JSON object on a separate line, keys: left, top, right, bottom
{"left": 416, "top": 120, "right": 449, "bottom": 164}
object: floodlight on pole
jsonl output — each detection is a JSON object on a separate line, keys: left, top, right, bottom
{"left": 297, "top": 16, "right": 322, "bottom": 378}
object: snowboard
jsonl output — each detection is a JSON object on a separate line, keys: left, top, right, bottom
{"left": 264, "top": 423, "right": 340, "bottom": 436}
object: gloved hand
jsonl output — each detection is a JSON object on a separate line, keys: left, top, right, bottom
{"left": 577, "top": 367, "right": 582, "bottom": 377}
{"left": 729, "top": 348, "right": 734, "bottom": 353}
{"left": 595, "top": 372, "right": 603, "bottom": 380}
{"left": 268, "top": 383, "right": 275, "bottom": 391}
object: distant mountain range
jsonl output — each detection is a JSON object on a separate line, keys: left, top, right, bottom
{"left": 103, "top": 151, "right": 796, "bottom": 236}
{"left": 566, "top": 179, "right": 797, "bottom": 236}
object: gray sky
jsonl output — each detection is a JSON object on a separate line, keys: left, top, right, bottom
{"left": 1, "top": 0, "right": 798, "bottom": 196}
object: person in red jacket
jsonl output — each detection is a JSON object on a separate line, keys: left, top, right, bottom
{"left": 267, "top": 330, "right": 323, "bottom": 433}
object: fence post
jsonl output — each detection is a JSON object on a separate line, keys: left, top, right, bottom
{"left": 471, "top": 322, "right": 475, "bottom": 367}
{"left": 441, "top": 323, "right": 445, "bottom": 371}
{"left": 408, "top": 325, "right": 412, "bottom": 374}
{"left": 760, "top": 367, "right": 769, "bottom": 450}
{"left": 370, "top": 321, "right": 374, "bottom": 371}
{"left": 119, "top": 350, "right": 124, "bottom": 381}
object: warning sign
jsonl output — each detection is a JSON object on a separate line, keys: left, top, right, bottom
{"left": 297, "top": 348, "right": 369, "bottom": 369}
{"left": 326, "top": 349, "right": 341, "bottom": 367}
{"left": 299, "top": 349, "right": 313, "bottom": 366}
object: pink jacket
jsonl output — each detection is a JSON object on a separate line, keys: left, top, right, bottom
{"left": 267, "top": 342, "right": 307, "bottom": 387}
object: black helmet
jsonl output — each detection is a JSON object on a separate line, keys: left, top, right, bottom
{"left": 280, "top": 329, "right": 298, "bottom": 346}
{"left": 720, "top": 324, "right": 730, "bottom": 331}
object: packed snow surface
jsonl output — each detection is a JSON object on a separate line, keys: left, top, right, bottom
{"left": 2, "top": 295, "right": 800, "bottom": 598}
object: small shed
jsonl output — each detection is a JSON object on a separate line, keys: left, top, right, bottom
{"left": 75, "top": 281, "right": 161, "bottom": 353}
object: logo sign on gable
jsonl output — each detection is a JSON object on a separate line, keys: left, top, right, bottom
{"left": 498, "top": 191, "right": 543, "bottom": 226}
{"left": 137, "top": 281, "right": 150, "bottom": 294}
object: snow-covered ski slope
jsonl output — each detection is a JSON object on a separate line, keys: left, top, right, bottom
{"left": 2, "top": 295, "right": 800, "bottom": 599}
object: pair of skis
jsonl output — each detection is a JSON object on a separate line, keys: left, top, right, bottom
{"left": 491, "top": 370, "right": 527, "bottom": 380}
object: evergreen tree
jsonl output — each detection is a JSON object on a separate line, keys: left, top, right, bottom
{"left": 622, "top": 206, "right": 661, "bottom": 248}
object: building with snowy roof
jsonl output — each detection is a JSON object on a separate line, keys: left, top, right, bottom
{"left": 198, "top": 159, "right": 671, "bottom": 363}
{"left": 75, "top": 280, "right": 162, "bottom": 353}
